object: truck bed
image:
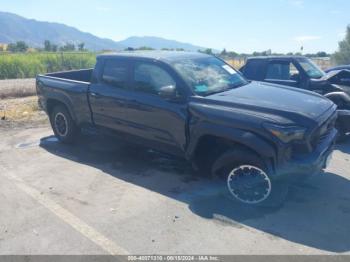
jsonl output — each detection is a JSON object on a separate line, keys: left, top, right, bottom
{"left": 36, "top": 69, "right": 93, "bottom": 126}
{"left": 45, "top": 69, "right": 93, "bottom": 83}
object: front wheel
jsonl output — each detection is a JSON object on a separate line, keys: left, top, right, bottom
{"left": 212, "top": 148, "right": 288, "bottom": 207}
{"left": 226, "top": 165, "right": 272, "bottom": 204}
{"left": 50, "top": 105, "right": 78, "bottom": 144}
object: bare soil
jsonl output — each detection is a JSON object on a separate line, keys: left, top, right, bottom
{"left": 0, "top": 78, "right": 36, "bottom": 99}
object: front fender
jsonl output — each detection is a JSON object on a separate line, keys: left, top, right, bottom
{"left": 186, "top": 123, "right": 277, "bottom": 166}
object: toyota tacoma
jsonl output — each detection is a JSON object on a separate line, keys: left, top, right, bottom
{"left": 37, "top": 52, "right": 337, "bottom": 206}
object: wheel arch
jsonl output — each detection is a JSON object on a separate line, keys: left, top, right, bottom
{"left": 46, "top": 96, "right": 77, "bottom": 123}
{"left": 187, "top": 125, "right": 277, "bottom": 172}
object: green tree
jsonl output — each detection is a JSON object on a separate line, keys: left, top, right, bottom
{"left": 221, "top": 48, "right": 227, "bottom": 56}
{"left": 137, "top": 46, "right": 154, "bottom": 50}
{"left": 44, "top": 40, "right": 51, "bottom": 52}
{"left": 332, "top": 25, "right": 350, "bottom": 64}
{"left": 59, "top": 43, "right": 76, "bottom": 52}
{"left": 201, "top": 48, "right": 213, "bottom": 55}
{"left": 7, "top": 41, "right": 28, "bottom": 52}
{"left": 15, "top": 41, "right": 28, "bottom": 52}
{"left": 51, "top": 44, "right": 58, "bottom": 52}
{"left": 316, "top": 51, "right": 328, "bottom": 57}
{"left": 228, "top": 51, "right": 238, "bottom": 57}
{"left": 7, "top": 43, "right": 16, "bottom": 52}
{"left": 78, "top": 42, "right": 85, "bottom": 51}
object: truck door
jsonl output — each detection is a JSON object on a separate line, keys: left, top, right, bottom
{"left": 88, "top": 58, "right": 132, "bottom": 131}
{"left": 89, "top": 58, "right": 188, "bottom": 155}
{"left": 264, "top": 60, "right": 302, "bottom": 88}
{"left": 120, "top": 60, "right": 188, "bottom": 155}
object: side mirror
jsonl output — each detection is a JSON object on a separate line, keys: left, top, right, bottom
{"left": 158, "top": 85, "right": 177, "bottom": 100}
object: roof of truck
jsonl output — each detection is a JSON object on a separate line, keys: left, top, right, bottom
{"left": 247, "top": 56, "right": 307, "bottom": 60}
{"left": 97, "top": 51, "right": 211, "bottom": 62}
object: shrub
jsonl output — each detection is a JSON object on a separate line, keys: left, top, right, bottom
{"left": 0, "top": 52, "right": 96, "bottom": 79}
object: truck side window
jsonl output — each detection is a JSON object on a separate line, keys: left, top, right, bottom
{"left": 134, "top": 63, "right": 176, "bottom": 95}
{"left": 266, "top": 62, "right": 300, "bottom": 81}
{"left": 243, "top": 60, "right": 265, "bottom": 80}
{"left": 102, "top": 60, "right": 128, "bottom": 88}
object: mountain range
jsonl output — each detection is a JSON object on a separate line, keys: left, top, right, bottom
{"left": 0, "top": 11, "right": 206, "bottom": 51}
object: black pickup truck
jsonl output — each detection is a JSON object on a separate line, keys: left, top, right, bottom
{"left": 37, "top": 52, "right": 337, "bottom": 206}
{"left": 240, "top": 56, "right": 350, "bottom": 139}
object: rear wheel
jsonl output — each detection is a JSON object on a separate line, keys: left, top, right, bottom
{"left": 50, "top": 105, "right": 78, "bottom": 144}
{"left": 212, "top": 148, "right": 288, "bottom": 207}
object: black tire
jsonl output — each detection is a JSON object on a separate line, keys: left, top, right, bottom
{"left": 50, "top": 105, "right": 78, "bottom": 144}
{"left": 211, "top": 147, "right": 288, "bottom": 207}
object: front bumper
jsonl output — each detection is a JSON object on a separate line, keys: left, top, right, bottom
{"left": 275, "top": 128, "right": 337, "bottom": 182}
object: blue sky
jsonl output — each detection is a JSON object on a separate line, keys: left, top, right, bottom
{"left": 1, "top": 0, "right": 349, "bottom": 53}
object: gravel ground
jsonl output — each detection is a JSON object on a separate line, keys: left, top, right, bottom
{"left": 0, "top": 78, "right": 36, "bottom": 99}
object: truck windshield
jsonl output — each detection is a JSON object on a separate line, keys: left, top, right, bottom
{"left": 172, "top": 57, "right": 248, "bottom": 96}
{"left": 297, "top": 58, "right": 326, "bottom": 79}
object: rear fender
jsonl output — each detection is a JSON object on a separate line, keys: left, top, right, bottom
{"left": 45, "top": 93, "right": 78, "bottom": 123}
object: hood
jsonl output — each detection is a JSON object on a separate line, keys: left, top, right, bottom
{"left": 323, "top": 69, "right": 350, "bottom": 82}
{"left": 204, "top": 81, "right": 334, "bottom": 122}
{"left": 310, "top": 70, "right": 350, "bottom": 95}
{"left": 320, "top": 69, "right": 350, "bottom": 88}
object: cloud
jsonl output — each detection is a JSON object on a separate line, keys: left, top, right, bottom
{"left": 294, "top": 35, "right": 322, "bottom": 42}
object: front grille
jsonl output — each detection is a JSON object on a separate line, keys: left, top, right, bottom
{"left": 292, "top": 111, "right": 336, "bottom": 155}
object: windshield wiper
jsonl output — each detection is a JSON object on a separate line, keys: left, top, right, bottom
{"left": 204, "top": 82, "right": 248, "bottom": 96}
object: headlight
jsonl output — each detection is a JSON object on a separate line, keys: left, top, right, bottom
{"left": 263, "top": 123, "right": 306, "bottom": 143}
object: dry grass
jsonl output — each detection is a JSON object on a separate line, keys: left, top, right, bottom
{"left": 226, "top": 58, "right": 246, "bottom": 70}
{"left": 0, "top": 96, "right": 47, "bottom": 125}
{"left": 0, "top": 78, "right": 36, "bottom": 99}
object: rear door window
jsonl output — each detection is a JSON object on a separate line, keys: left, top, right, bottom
{"left": 102, "top": 59, "right": 129, "bottom": 88}
{"left": 265, "top": 61, "right": 301, "bottom": 80}
{"left": 243, "top": 60, "right": 266, "bottom": 80}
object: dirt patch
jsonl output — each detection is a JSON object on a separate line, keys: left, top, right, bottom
{"left": 0, "top": 78, "right": 36, "bottom": 99}
{"left": 0, "top": 96, "right": 48, "bottom": 130}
